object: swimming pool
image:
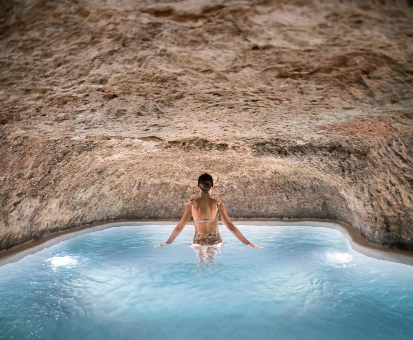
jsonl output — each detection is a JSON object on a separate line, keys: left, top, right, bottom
{"left": 0, "top": 224, "right": 413, "bottom": 340}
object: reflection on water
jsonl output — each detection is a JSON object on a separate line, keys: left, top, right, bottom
{"left": 325, "top": 252, "right": 353, "bottom": 268}
{"left": 188, "top": 242, "right": 226, "bottom": 274}
{"left": 45, "top": 256, "right": 79, "bottom": 269}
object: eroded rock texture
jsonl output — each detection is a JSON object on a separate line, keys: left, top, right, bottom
{"left": 0, "top": 0, "right": 412, "bottom": 251}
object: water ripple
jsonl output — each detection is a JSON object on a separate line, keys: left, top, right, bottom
{"left": 1, "top": 225, "right": 413, "bottom": 340}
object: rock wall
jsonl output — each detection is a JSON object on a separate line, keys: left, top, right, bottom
{"left": 0, "top": 0, "right": 412, "bottom": 251}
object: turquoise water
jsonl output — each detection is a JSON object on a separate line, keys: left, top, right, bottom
{"left": 0, "top": 224, "right": 413, "bottom": 340}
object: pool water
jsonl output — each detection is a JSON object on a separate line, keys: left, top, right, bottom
{"left": 0, "top": 224, "right": 413, "bottom": 340}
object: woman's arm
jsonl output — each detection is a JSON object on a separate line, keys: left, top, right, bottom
{"left": 155, "top": 200, "right": 192, "bottom": 247}
{"left": 218, "top": 200, "right": 262, "bottom": 248}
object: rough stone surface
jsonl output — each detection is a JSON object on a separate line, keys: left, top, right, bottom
{"left": 0, "top": 0, "right": 412, "bottom": 251}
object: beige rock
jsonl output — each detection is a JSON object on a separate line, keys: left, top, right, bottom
{"left": 0, "top": 0, "right": 412, "bottom": 251}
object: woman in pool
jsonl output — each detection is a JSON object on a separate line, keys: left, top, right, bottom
{"left": 154, "top": 173, "right": 262, "bottom": 249}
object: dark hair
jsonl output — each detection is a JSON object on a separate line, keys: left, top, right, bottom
{"left": 198, "top": 173, "right": 213, "bottom": 192}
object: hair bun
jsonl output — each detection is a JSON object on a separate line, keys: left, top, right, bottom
{"left": 200, "top": 181, "right": 212, "bottom": 192}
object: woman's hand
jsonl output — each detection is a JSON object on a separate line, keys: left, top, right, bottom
{"left": 247, "top": 243, "right": 263, "bottom": 249}
{"left": 154, "top": 242, "right": 169, "bottom": 247}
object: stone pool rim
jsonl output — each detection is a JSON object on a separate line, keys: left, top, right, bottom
{"left": 1, "top": 218, "right": 413, "bottom": 267}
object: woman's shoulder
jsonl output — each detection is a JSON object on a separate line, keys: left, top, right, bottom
{"left": 216, "top": 197, "right": 222, "bottom": 205}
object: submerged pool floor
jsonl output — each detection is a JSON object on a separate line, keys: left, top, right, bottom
{"left": 0, "top": 224, "right": 413, "bottom": 340}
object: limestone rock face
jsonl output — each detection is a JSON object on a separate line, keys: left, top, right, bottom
{"left": 0, "top": 0, "right": 412, "bottom": 251}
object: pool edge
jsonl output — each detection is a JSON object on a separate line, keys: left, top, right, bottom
{"left": 1, "top": 218, "right": 413, "bottom": 267}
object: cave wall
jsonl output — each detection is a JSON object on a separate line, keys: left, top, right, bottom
{"left": 1, "top": 126, "right": 412, "bottom": 251}
{"left": 0, "top": 0, "right": 412, "bottom": 251}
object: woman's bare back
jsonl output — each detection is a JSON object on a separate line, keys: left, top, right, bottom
{"left": 190, "top": 197, "right": 221, "bottom": 235}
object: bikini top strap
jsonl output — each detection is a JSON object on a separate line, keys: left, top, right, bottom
{"left": 216, "top": 198, "right": 221, "bottom": 218}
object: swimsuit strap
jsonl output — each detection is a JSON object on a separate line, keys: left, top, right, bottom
{"left": 215, "top": 198, "right": 220, "bottom": 219}
{"left": 189, "top": 198, "right": 195, "bottom": 216}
